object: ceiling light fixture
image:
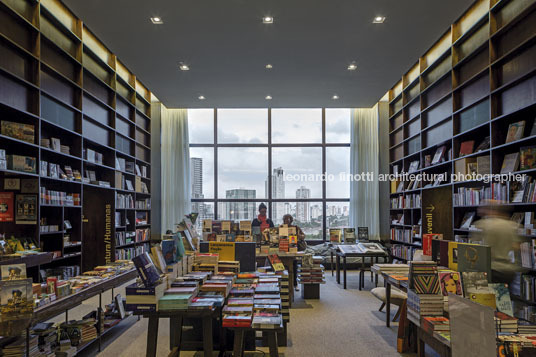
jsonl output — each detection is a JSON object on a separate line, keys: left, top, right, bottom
{"left": 198, "top": 95, "right": 205, "bottom": 100}
{"left": 373, "top": 16, "right": 385, "bottom": 24}
{"left": 347, "top": 63, "right": 357, "bottom": 71}
{"left": 265, "top": 64, "right": 273, "bottom": 69}
{"left": 332, "top": 95, "right": 339, "bottom": 100}
{"left": 179, "top": 63, "right": 190, "bottom": 71}
{"left": 263, "top": 16, "right": 274, "bottom": 24}
{"left": 150, "top": 17, "right": 163, "bottom": 24}
{"left": 265, "top": 95, "right": 272, "bottom": 100}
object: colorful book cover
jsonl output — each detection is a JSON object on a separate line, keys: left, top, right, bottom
{"left": 422, "top": 234, "right": 442, "bottom": 256}
{"left": 0, "top": 263, "right": 27, "bottom": 280}
{"left": 489, "top": 283, "right": 514, "bottom": 317}
{"left": 520, "top": 146, "right": 536, "bottom": 171}
{"left": 413, "top": 273, "right": 440, "bottom": 295}
{"left": 268, "top": 254, "right": 285, "bottom": 272}
{"left": 505, "top": 120, "right": 525, "bottom": 143}
{"left": 459, "top": 140, "right": 475, "bottom": 156}
{"left": 468, "top": 292, "right": 497, "bottom": 309}
{"left": 329, "top": 229, "right": 342, "bottom": 243}
{"left": 438, "top": 271, "right": 463, "bottom": 297}
{"left": 461, "top": 272, "right": 489, "bottom": 296}
{"left": 0, "top": 192, "right": 14, "bottom": 222}
{"left": 15, "top": 194, "right": 37, "bottom": 224}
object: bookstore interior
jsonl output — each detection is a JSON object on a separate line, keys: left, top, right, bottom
{"left": 1, "top": 0, "right": 536, "bottom": 356}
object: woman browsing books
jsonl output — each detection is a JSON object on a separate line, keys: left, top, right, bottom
{"left": 252, "top": 203, "right": 274, "bottom": 231}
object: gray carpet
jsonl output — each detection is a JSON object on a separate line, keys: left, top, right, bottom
{"left": 71, "top": 271, "right": 416, "bottom": 357}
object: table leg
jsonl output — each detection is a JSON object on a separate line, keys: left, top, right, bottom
{"left": 336, "top": 254, "right": 340, "bottom": 284}
{"left": 330, "top": 250, "right": 334, "bottom": 277}
{"left": 202, "top": 316, "right": 213, "bottom": 357}
{"left": 267, "top": 331, "right": 279, "bottom": 357}
{"left": 233, "top": 329, "right": 245, "bottom": 357}
{"left": 343, "top": 256, "right": 347, "bottom": 289}
{"left": 386, "top": 283, "right": 391, "bottom": 328}
{"left": 417, "top": 329, "right": 425, "bottom": 357}
{"left": 288, "top": 258, "right": 294, "bottom": 305}
{"left": 169, "top": 315, "right": 183, "bottom": 350}
{"left": 146, "top": 316, "right": 159, "bottom": 357}
{"left": 359, "top": 256, "right": 365, "bottom": 291}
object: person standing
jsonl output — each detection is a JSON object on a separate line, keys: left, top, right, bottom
{"left": 252, "top": 203, "right": 274, "bottom": 231}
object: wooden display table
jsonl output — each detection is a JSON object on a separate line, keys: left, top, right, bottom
{"left": 135, "top": 307, "right": 222, "bottom": 357}
{"left": 228, "top": 324, "right": 283, "bottom": 357}
{"left": 256, "top": 252, "right": 303, "bottom": 305}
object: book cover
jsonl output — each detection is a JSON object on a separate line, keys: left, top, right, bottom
{"left": 422, "top": 234, "right": 441, "bottom": 256}
{"left": 0, "top": 192, "right": 14, "bottom": 222}
{"left": 457, "top": 243, "right": 491, "bottom": 278}
{"left": 0, "top": 278, "right": 34, "bottom": 321}
{"left": 357, "top": 227, "right": 368, "bottom": 240}
{"left": 438, "top": 271, "right": 462, "bottom": 296}
{"left": 459, "top": 140, "right": 474, "bottom": 157}
{"left": 468, "top": 291, "right": 496, "bottom": 309}
{"left": 268, "top": 254, "right": 285, "bottom": 272}
{"left": 448, "top": 241, "right": 458, "bottom": 271}
{"left": 461, "top": 272, "right": 489, "bottom": 296}
{"left": 520, "top": 146, "right": 536, "bottom": 171}
{"left": 475, "top": 136, "right": 490, "bottom": 152}
{"left": 132, "top": 252, "right": 161, "bottom": 287}
{"left": 431, "top": 146, "right": 447, "bottom": 165}
{"left": 15, "top": 194, "right": 37, "bottom": 224}
{"left": 329, "top": 229, "right": 342, "bottom": 243}
{"left": 476, "top": 156, "right": 490, "bottom": 175}
{"left": 501, "top": 152, "right": 520, "bottom": 174}
{"left": 459, "top": 212, "right": 476, "bottom": 229}
{"left": 505, "top": 120, "right": 525, "bottom": 143}
{"left": 489, "top": 283, "right": 514, "bottom": 317}
{"left": 0, "top": 263, "right": 27, "bottom": 280}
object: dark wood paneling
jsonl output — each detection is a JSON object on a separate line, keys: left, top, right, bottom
{"left": 0, "top": 7, "right": 33, "bottom": 52}
{"left": 499, "top": 75, "right": 536, "bottom": 116}
{"left": 423, "top": 76, "right": 452, "bottom": 108}
{"left": 458, "top": 74, "right": 489, "bottom": 109}
{"left": 83, "top": 94, "right": 112, "bottom": 126}
{"left": 457, "top": 48, "right": 489, "bottom": 85}
{"left": 41, "top": 68, "right": 76, "bottom": 107}
{"left": 495, "top": 9, "right": 536, "bottom": 58}
{"left": 423, "top": 97, "right": 452, "bottom": 128}
{"left": 41, "top": 40, "right": 78, "bottom": 82}
{"left": 499, "top": 43, "right": 536, "bottom": 86}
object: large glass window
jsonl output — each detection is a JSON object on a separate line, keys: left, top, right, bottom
{"left": 188, "top": 108, "right": 350, "bottom": 241}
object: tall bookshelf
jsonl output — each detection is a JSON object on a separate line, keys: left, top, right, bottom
{"left": 387, "top": 0, "right": 536, "bottom": 321}
{"left": 387, "top": 0, "right": 536, "bottom": 262}
{"left": 0, "top": 0, "right": 152, "bottom": 281}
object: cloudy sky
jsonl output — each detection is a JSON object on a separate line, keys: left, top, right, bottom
{"left": 188, "top": 108, "right": 350, "bottom": 199}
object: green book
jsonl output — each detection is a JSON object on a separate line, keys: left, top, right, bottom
{"left": 457, "top": 243, "right": 491, "bottom": 280}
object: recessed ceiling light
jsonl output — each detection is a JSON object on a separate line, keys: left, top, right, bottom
{"left": 198, "top": 95, "right": 205, "bottom": 100}
{"left": 263, "top": 16, "right": 274, "bottom": 24}
{"left": 265, "top": 95, "right": 272, "bottom": 100}
{"left": 150, "top": 17, "right": 163, "bottom": 24}
{"left": 265, "top": 64, "right": 273, "bottom": 69}
{"left": 332, "top": 95, "right": 339, "bottom": 100}
{"left": 347, "top": 63, "right": 357, "bottom": 71}
{"left": 373, "top": 16, "right": 385, "bottom": 24}
{"left": 179, "top": 63, "right": 190, "bottom": 71}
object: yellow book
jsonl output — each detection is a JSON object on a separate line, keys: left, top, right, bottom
{"left": 448, "top": 241, "right": 458, "bottom": 271}
{"left": 468, "top": 292, "right": 496, "bottom": 309}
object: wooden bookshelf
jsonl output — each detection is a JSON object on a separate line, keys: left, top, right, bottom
{"left": 387, "top": 0, "right": 536, "bottom": 262}
{"left": 0, "top": 0, "right": 152, "bottom": 280}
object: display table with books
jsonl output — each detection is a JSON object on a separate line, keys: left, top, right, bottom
{"left": 228, "top": 323, "right": 284, "bottom": 357}
{"left": 335, "top": 243, "right": 389, "bottom": 290}
{"left": 257, "top": 252, "right": 302, "bottom": 306}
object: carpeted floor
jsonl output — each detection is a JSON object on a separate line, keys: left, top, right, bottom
{"left": 69, "top": 270, "right": 423, "bottom": 357}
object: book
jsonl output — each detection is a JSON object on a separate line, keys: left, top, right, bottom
{"left": 520, "top": 146, "right": 536, "bottom": 171}
{"left": 150, "top": 246, "right": 167, "bottom": 273}
{"left": 1, "top": 121, "right": 34, "bottom": 144}
{"left": 459, "top": 140, "right": 474, "bottom": 157}
{"left": 15, "top": 194, "right": 37, "bottom": 224}
{"left": 489, "top": 283, "right": 514, "bottom": 316}
{"left": 475, "top": 136, "right": 490, "bottom": 152}
{"left": 0, "top": 192, "right": 14, "bottom": 222}
{"left": 476, "top": 156, "right": 490, "bottom": 175}
{"left": 1, "top": 263, "right": 27, "bottom": 280}
{"left": 357, "top": 227, "right": 368, "bottom": 240}
{"left": 461, "top": 271, "right": 489, "bottom": 296}
{"left": 408, "top": 160, "right": 419, "bottom": 173}
{"left": 438, "top": 271, "right": 462, "bottom": 296}
{"left": 343, "top": 228, "right": 356, "bottom": 243}
{"left": 431, "top": 146, "right": 447, "bottom": 165}
{"left": 132, "top": 253, "right": 161, "bottom": 287}
{"left": 459, "top": 212, "right": 476, "bottom": 229}
{"left": 268, "top": 255, "right": 285, "bottom": 272}
{"left": 329, "top": 229, "right": 342, "bottom": 243}
{"left": 501, "top": 152, "right": 520, "bottom": 174}
{"left": 505, "top": 120, "right": 525, "bottom": 143}
{"left": 457, "top": 243, "right": 491, "bottom": 278}
{"left": 448, "top": 242, "right": 458, "bottom": 271}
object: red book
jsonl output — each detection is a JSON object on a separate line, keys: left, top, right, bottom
{"left": 0, "top": 192, "right": 14, "bottom": 222}
{"left": 422, "top": 234, "right": 442, "bottom": 256}
{"left": 459, "top": 140, "right": 475, "bottom": 157}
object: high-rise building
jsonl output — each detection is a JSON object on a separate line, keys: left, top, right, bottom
{"left": 190, "top": 157, "right": 206, "bottom": 229}
{"left": 310, "top": 204, "right": 322, "bottom": 220}
{"left": 224, "top": 189, "right": 256, "bottom": 220}
{"left": 295, "top": 186, "right": 310, "bottom": 223}
{"left": 265, "top": 167, "right": 285, "bottom": 221}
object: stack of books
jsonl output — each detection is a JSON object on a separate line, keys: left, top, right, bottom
{"left": 407, "top": 261, "right": 443, "bottom": 321}
{"left": 193, "top": 253, "right": 219, "bottom": 274}
{"left": 81, "top": 324, "right": 97, "bottom": 342}
{"left": 158, "top": 293, "right": 194, "bottom": 311}
{"left": 422, "top": 316, "right": 450, "bottom": 334}
{"left": 298, "top": 255, "right": 325, "bottom": 284}
{"left": 218, "top": 260, "right": 240, "bottom": 273}
{"left": 407, "top": 289, "right": 444, "bottom": 321}
{"left": 252, "top": 277, "right": 283, "bottom": 329}
{"left": 1, "top": 335, "right": 39, "bottom": 357}
{"left": 277, "top": 271, "right": 291, "bottom": 323}
{"left": 223, "top": 279, "right": 255, "bottom": 327}
{"left": 495, "top": 311, "right": 518, "bottom": 333}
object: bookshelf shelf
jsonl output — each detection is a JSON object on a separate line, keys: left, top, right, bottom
{"left": 0, "top": 0, "right": 152, "bottom": 279}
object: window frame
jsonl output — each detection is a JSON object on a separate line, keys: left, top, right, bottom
{"left": 189, "top": 108, "right": 350, "bottom": 242}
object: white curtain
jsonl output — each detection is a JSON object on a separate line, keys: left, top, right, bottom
{"left": 350, "top": 105, "right": 380, "bottom": 240}
{"left": 161, "top": 108, "right": 191, "bottom": 234}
